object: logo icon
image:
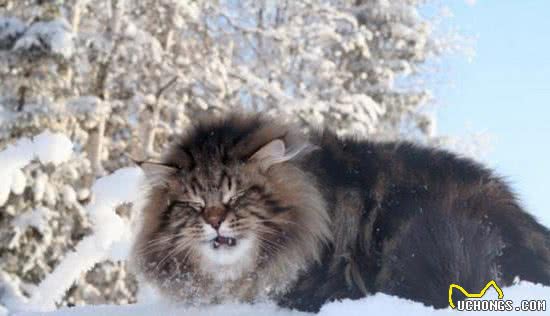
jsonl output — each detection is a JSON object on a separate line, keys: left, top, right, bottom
{"left": 448, "top": 280, "right": 504, "bottom": 309}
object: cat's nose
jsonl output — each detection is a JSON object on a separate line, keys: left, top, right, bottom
{"left": 203, "top": 206, "right": 227, "bottom": 229}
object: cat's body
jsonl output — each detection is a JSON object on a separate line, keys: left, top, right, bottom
{"left": 132, "top": 114, "right": 550, "bottom": 311}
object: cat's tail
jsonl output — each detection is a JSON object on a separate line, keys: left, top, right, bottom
{"left": 374, "top": 211, "right": 507, "bottom": 308}
{"left": 492, "top": 204, "right": 550, "bottom": 286}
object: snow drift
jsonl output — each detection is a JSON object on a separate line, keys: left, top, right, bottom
{"left": 14, "top": 281, "right": 550, "bottom": 316}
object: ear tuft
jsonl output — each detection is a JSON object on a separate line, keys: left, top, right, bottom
{"left": 136, "top": 161, "right": 179, "bottom": 187}
{"left": 250, "top": 139, "right": 286, "bottom": 163}
{"left": 250, "top": 139, "right": 313, "bottom": 171}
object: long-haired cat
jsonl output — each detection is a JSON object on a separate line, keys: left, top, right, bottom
{"left": 131, "top": 113, "right": 550, "bottom": 311}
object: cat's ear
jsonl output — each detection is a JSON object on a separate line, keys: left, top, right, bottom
{"left": 133, "top": 159, "right": 180, "bottom": 187}
{"left": 249, "top": 139, "right": 313, "bottom": 171}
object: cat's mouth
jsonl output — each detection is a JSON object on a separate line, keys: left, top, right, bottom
{"left": 212, "top": 235, "right": 237, "bottom": 249}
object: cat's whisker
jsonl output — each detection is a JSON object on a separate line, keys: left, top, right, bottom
{"left": 153, "top": 238, "right": 196, "bottom": 272}
{"left": 254, "top": 218, "right": 318, "bottom": 236}
{"left": 137, "top": 236, "right": 179, "bottom": 254}
{"left": 252, "top": 231, "right": 290, "bottom": 251}
{"left": 255, "top": 236, "right": 287, "bottom": 255}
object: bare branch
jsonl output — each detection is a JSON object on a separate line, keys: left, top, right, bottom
{"left": 155, "top": 76, "right": 179, "bottom": 101}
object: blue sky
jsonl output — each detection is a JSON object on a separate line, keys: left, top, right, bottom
{"left": 435, "top": 1, "right": 550, "bottom": 226}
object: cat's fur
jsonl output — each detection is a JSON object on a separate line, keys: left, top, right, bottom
{"left": 132, "top": 113, "right": 550, "bottom": 311}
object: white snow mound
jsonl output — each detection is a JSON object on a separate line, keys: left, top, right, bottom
{"left": 15, "top": 281, "right": 550, "bottom": 316}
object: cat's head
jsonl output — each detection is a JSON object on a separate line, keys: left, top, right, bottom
{"left": 133, "top": 114, "right": 330, "bottom": 289}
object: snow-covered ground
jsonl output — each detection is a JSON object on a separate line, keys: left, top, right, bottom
{"left": 11, "top": 281, "right": 550, "bottom": 316}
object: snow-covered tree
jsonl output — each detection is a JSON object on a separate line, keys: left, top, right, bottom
{"left": 0, "top": 0, "right": 455, "bottom": 308}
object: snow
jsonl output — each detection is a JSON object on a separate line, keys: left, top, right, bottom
{"left": 0, "top": 131, "right": 73, "bottom": 206}
{"left": 0, "top": 138, "right": 33, "bottom": 206}
{"left": 0, "top": 271, "right": 26, "bottom": 313}
{"left": 66, "top": 96, "right": 111, "bottom": 127}
{"left": 33, "top": 131, "right": 74, "bottom": 166}
{"left": 62, "top": 185, "right": 77, "bottom": 206}
{"left": 16, "top": 302, "right": 306, "bottom": 316}
{"left": 9, "top": 169, "right": 26, "bottom": 195}
{"left": 0, "top": 138, "right": 35, "bottom": 173}
{"left": 12, "top": 19, "right": 74, "bottom": 58}
{"left": 43, "top": 183, "right": 57, "bottom": 206}
{"left": 32, "top": 173, "right": 48, "bottom": 203}
{"left": 12, "top": 207, "right": 54, "bottom": 236}
{"left": 9, "top": 207, "right": 55, "bottom": 249}
{"left": 14, "top": 281, "right": 550, "bottom": 316}
{"left": 0, "top": 17, "right": 26, "bottom": 49}
{"left": 25, "top": 167, "right": 144, "bottom": 311}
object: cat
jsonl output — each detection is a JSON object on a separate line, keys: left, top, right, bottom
{"left": 131, "top": 113, "right": 550, "bottom": 311}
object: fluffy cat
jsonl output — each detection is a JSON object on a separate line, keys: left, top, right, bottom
{"left": 131, "top": 113, "right": 550, "bottom": 311}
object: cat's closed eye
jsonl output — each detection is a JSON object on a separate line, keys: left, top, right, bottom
{"left": 172, "top": 200, "right": 204, "bottom": 212}
{"left": 228, "top": 190, "right": 247, "bottom": 206}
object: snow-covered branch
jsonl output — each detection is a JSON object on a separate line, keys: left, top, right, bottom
{"left": 26, "top": 167, "right": 143, "bottom": 311}
{"left": 0, "top": 132, "right": 73, "bottom": 207}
